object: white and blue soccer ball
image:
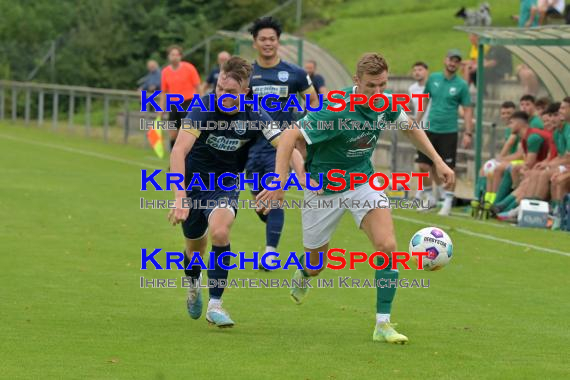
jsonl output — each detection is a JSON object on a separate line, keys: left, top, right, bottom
{"left": 409, "top": 227, "right": 453, "bottom": 271}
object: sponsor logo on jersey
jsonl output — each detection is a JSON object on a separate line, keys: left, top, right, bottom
{"left": 205, "top": 135, "right": 249, "bottom": 151}
{"left": 252, "top": 85, "right": 289, "bottom": 98}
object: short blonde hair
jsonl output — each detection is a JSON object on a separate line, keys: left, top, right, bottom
{"left": 356, "top": 53, "right": 389, "bottom": 78}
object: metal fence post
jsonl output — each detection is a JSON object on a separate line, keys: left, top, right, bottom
{"left": 123, "top": 97, "right": 130, "bottom": 144}
{"left": 25, "top": 87, "right": 31, "bottom": 126}
{"left": 52, "top": 91, "right": 59, "bottom": 130}
{"left": 474, "top": 42, "right": 485, "bottom": 192}
{"left": 103, "top": 95, "right": 109, "bottom": 142}
{"left": 68, "top": 91, "right": 75, "bottom": 130}
{"left": 38, "top": 90, "right": 44, "bottom": 126}
{"left": 85, "top": 94, "right": 91, "bottom": 136}
{"left": 11, "top": 87, "right": 17, "bottom": 121}
{"left": 0, "top": 83, "right": 4, "bottom": 121}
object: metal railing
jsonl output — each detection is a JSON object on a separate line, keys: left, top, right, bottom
{"left": 0, "top": 80, "right": 142, "bottom": 144}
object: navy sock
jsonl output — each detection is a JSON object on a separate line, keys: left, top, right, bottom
{"left": 208, "top": 244, "right": 231, "bottom": 299}
{"left": 183, "top": 250, "right": 201, "bottom": 280}
{"left": 255, "top": 210, "right": 268, "bottom": 223}
{"left": 266, "top": 208, "right": 284, "bottom": 248}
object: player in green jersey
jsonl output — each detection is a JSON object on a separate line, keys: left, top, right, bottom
{"left": 257, "top": 53, "right": 455, "bottom": 344}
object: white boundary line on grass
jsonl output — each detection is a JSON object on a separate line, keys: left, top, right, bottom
{"left": 286, "top": 193, "right": 570, "bottom": 258}
{"left": 392, "top": 215, "right": 570, "bottom": 258}
{"left": 0, "top": 134, "right": 163, "bottom": 170}
{"left": 2, "top": 132, "right": 569, "bottom": 258}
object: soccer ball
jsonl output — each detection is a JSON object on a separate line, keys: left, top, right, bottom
{"left": 408, "top": 227, "right": 453, "bottom": 271}
{"left": 483, "top": 158, "right": 498, "bottom": 176}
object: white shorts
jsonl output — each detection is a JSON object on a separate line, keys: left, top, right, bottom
{"left": 302, "top": 182, "right": 389, "bottom": 249}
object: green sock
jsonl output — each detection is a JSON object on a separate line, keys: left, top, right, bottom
{"left": 475, "top": 177, "right": 487, "bottom": 199}
{"left": 496, "top": 194, "right": 515, "bottom": 210}
{"left": 298, "top": 253, "right": 309, "bottom": 277}
{"left": 495, "top": 170, "right": 513, "bottom": 204}
{"left": 504, "top": 197, "right": 519, "bottom": 212}
{"left": 551, "top": 200, "right": 560, "bottom": 214}
{"left": 375, "top": 256, "right": 398, "bottom": 314}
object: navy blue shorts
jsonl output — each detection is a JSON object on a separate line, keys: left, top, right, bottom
{"left": 245, "top": 152, "right": 276, "bottom": 195}
{"left": 181, "top": 188, "right": 240, "bottom": 239}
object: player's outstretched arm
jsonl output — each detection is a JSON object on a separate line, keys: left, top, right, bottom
{"left": 168, "top": 130, "right": 197, "bottom": 225}
{"left": 400, "top": 114, "right": 455, "bottom": 188}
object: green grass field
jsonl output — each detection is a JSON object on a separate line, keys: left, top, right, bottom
{"left": 309, "top": 0, "right": 520, "bottom": 75}
{"left": 1, "top": 122, "right": 569, "bottom": 379}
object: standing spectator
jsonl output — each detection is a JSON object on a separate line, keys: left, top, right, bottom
{"left": 408, "top": 61, "right": 430, "bottom": 119}
{"left": 245, "top": 17, "right": 318, "bottom": 270}
{"left": 415, "top": 49, "right": 474, "bottom": 216}
{"left": 463, "top": 34, "right": 490, "bottom": 86}
{"left": 484, "top": 46, "right": 513, "bottom": 82}
{"left": 202, "top": 51, "right": 231, "bottom": 94}
{"left": 159, "top": 45, "right": 201, "bottom": 150}
{"left": 410, "top": 61, "right": 432, "bottom": 204}
{"left": 138, "top": 60, "right": 161, "bottom": 92}
{"left": 518, "top": 0, "right": 540, "bottom": 27}
{"left": 304, "top": 60, "right": 327, "bottom": 95}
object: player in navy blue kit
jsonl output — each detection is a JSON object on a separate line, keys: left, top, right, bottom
{"left": 246, "top": 17, "right": 319, "bottom": 270}
{"left": 168, "top": 57, "right": 306, "bottom": 328}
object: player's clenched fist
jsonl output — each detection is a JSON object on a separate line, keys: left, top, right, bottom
{"left": 168, "top": 197, "right": 189, "bottom": 225}
{"left": 434, "top": 159, "right": 455, "bottom": 188}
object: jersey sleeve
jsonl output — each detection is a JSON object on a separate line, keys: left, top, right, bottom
{"left": 384, "top": 94, "right": 406, "bottom": 122}
{"left": 188, "top": 64, "right": 201, "bottom": 87}
{"left": 564, "top": 123, "right": 570, "bottom": 151}
{"left": 313, "top": 75, "right": 325, "bottom": 91}
{"left": 526, "top": 133, "right": 544, "bottom": 153}
{"left": 423, "top": 75, "right": 432, "bottom": 95}
{"left": 161, "top": 70, "right": 169, "bottom": 93}
{"left": 460, "top": 82, "right": 472, "bottom": 107}
{"left": 258, "top": 108, "right": 281, "bottom": 143}
{"left": 181, "top": 106, "right": 206, "bottom": 138}
{"left": 298, "top": 108, "right": 341, "bottom": 145}
{"left": 295, "top": 66, "right": 313, "bottom": 93}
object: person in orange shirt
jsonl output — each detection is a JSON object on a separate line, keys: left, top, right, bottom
{"left": 159, "top": 45, "right": 202, "bottom": 149}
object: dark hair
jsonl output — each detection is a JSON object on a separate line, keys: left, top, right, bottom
{"left": 306, "top": 59, "right": 317, "bottom": 68}
{"left": 167, "top": 45, "right": 183, "bottom": 55}
{"left": 535, "top": 97, "right": 551, "bottom": 109}
{"left": 520, "top": 94, "right": 536, "bottom": 103}
{"left": 511, "top": 111, "right": 529, "bottom": 122}
{"left": 221, "top": 56, "right": 253, "bottom": 86}
{"left": 412, "top": 61, "right": 428, "bottom": 69}
{"left": 249, "top": 17, "right": 282, "bottom": 39}
{"left": 543, "top": 102, "right": 560, "bottom": 115}
{"left": 501, "top": 101, "right": 516, "bottom": 109}
{"left": 563, "top": 96, "right": 570, "bottom": 104}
